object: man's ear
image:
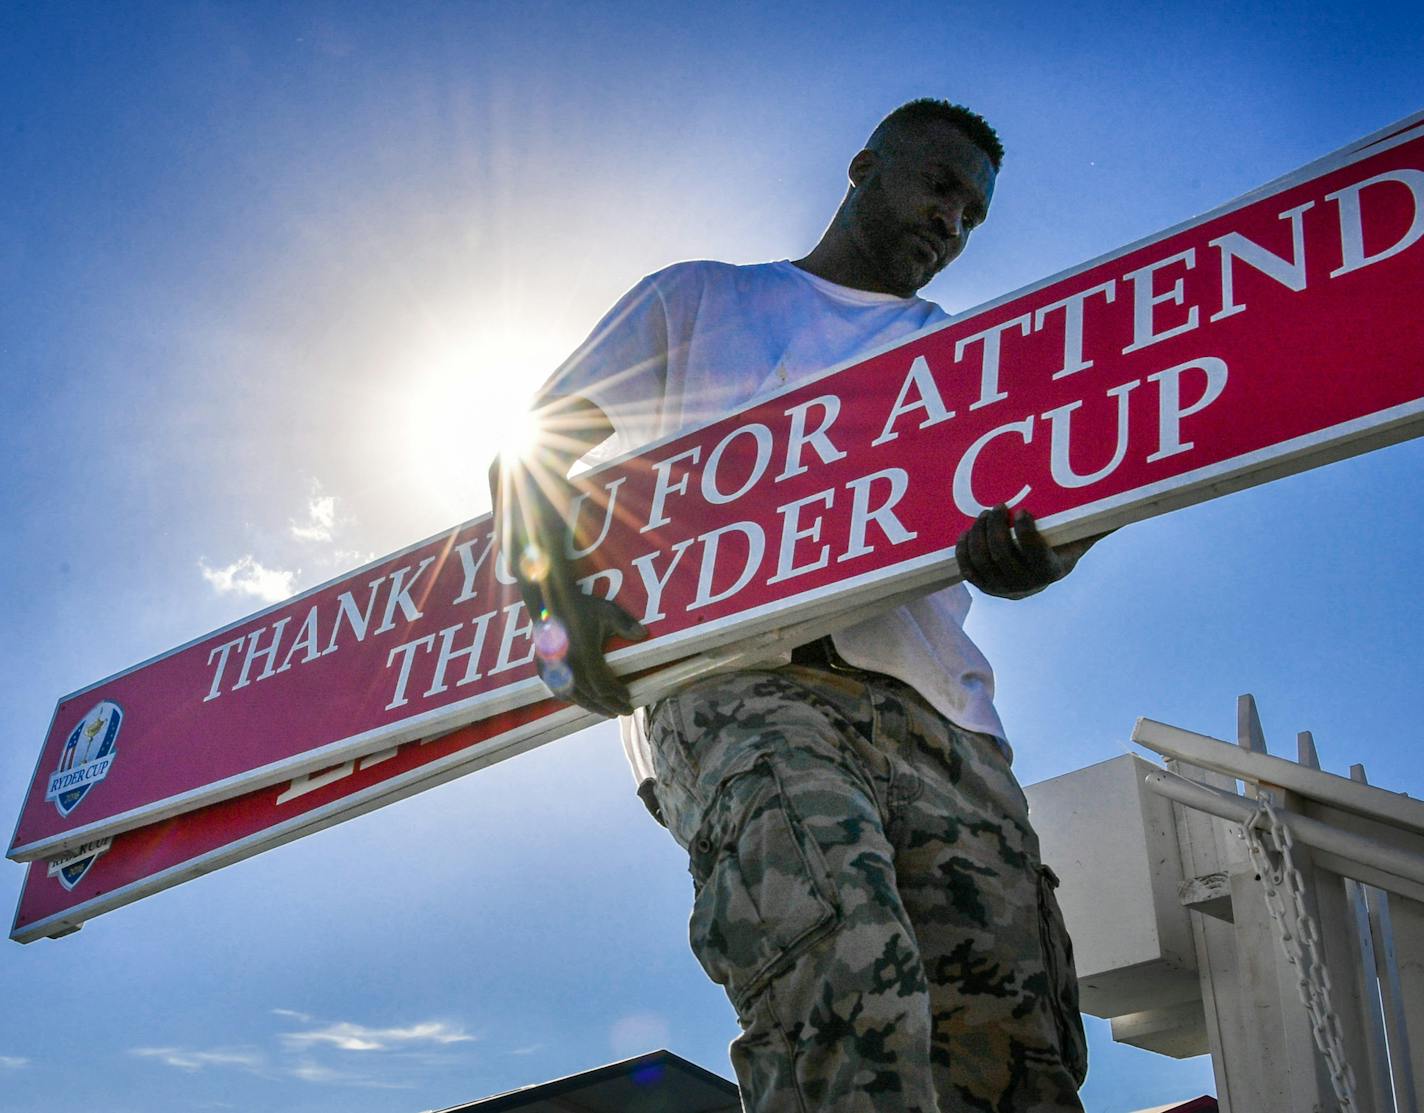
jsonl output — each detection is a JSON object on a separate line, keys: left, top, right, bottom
{"left": 848, "top": 148, "right": 878, "bottom": 189}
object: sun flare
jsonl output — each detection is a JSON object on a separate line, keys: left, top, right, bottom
{"left": 400, "top": 326, "right": 575, "bottom": 519}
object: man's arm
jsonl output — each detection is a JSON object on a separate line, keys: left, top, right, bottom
{"left": 956, "top": 504, "right": 1107, "bottom": 600}
{"left": 489, "top": 393, "right": 648, "bottom": 718}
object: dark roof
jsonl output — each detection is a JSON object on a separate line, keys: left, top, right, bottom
{"left": 433, "top": 1049, "right": 740, "bottom": 1113}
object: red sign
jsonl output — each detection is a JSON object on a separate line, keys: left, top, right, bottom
{"left": 10, "top": 113, "right": 1424, "bottom": 874}
{"left": 12, "top": 607, "right": 868, "bottom": 942}
{"left": 12, "top": 702, "right": 568, "bottom": 943}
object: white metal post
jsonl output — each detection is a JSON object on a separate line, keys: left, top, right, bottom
{"left": 1165, "top": 760, "right": 1254, "bottom": 1113}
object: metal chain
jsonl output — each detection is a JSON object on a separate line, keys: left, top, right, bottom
{"left": 1243, "top": 791, "right": 1359, "bottom": 1110}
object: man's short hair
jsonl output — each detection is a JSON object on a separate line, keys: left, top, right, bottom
{"left": 869, "top": 99, "right": 1004, "bottom": 170}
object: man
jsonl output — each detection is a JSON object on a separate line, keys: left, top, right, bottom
{"left": 494, "top": 99, "right": 1093, "bottom": 1111}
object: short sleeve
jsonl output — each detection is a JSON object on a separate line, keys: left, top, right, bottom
{"left": 536, "top": 273, "right": 670, "bottom": 450}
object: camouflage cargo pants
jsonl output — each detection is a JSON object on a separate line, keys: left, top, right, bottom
{"left": 647, "top": 666, "right": 1087, "bottom": 1113}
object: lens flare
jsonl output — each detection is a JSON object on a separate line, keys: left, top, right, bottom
{"left": 540, "top": 660, "right": 575, "bottom": 697}
{"left": 397, "top": 324, "right": 573, "bottom": 517}
{"left": 534, "top": 617, "right": 570, "bottom": 662}
{"left": 517, "top": 543, "right": 551, "bottom": 583}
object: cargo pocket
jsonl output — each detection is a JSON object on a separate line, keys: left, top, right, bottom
{"left": 687, "top": 756, "right": 841, "bottom": 1018}
{"left": 1037, "top": 864, "right": 1089, "bottom": 1086}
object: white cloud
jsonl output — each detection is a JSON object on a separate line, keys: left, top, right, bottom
{"left": 290, "top": 482, "right": 338, "bottom": 543}
{"left": 328, "top": 548, "right": 375, "bottom": 572}
{"left": 130, "top": 1046, "right": 264, "bottom": 1072}
{"left": 271, "top": 1008, "right": 313, "bottom": 1022}
{"left": 0, "top": 1056, "right": 28, "bottom": 1069}
{"left": 286, "top": 1059, "right": 410, "bottom": 1089}
{"left": 280, "top": 1019, "right": 475, "bottom": 1053}
{"left": 198, "top": 481, "right": 363, "bottom": 605}
{"left": 199, "top": 555, "right": 297, "bottom": 603}
{"left": 287, "top": 1059, "right": 354, "bottom": 1083}
{"left": 609, "top": 1012, "right": 670, "bottom": 1059}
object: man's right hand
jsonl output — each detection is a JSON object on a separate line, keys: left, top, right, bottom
{"left": 490, "top": 394, "right": 648, "bottom": 720}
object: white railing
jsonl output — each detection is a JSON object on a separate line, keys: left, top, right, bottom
{"left": 1133, "top": 696, "right": 1424, "bottom": 1113}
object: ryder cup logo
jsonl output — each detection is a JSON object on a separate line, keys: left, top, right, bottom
{"left": 46, "top": 836, "right": 113, "bottom": 891}
{"left": 44, "top": 700, "right": 123, "bottom": 817}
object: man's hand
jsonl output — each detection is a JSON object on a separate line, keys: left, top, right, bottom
{"left": 522, "top": 555, "right": 648, "bottom": 718}
{"left": 490, "top": 394, "right": 648, "bottom": 719}
{"left": 955, "top": 504, "right": 1105, "bottom": 600}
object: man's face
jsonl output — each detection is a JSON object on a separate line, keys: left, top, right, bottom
{"left": 846, "top": 120, "right": 997, "bottom": 297}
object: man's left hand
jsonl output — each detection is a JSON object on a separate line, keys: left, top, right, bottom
{"left": 955, "top": 504, "right": 1105, "bottom": 599}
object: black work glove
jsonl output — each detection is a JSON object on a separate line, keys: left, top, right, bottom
{"left": 955, "top": 504, "right": 1104, "bottom": 600}
{"left": 493, "top": 448, "right": 648, "bottom": 718}
{"left": 517, "top": 548, "right": 648, "bottom": 718}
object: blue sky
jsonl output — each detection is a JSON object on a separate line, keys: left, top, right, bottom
{"left": 2, "top": 3, "right": 1421, "bottom": 1111}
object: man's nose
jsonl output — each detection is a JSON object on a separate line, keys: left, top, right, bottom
{"left": 931, "top": 204, "right": 965, "bottom": 239}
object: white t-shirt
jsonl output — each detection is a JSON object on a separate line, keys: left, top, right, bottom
{"left": 540, "top": 260, "right": 1009, "bottom": 778}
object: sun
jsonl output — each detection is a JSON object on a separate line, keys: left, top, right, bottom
{"left": 399, "top": 324, "right": 576, "bottom": 520}
{"left": 493, "top": 403, "right": 544, "bottom": 465}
